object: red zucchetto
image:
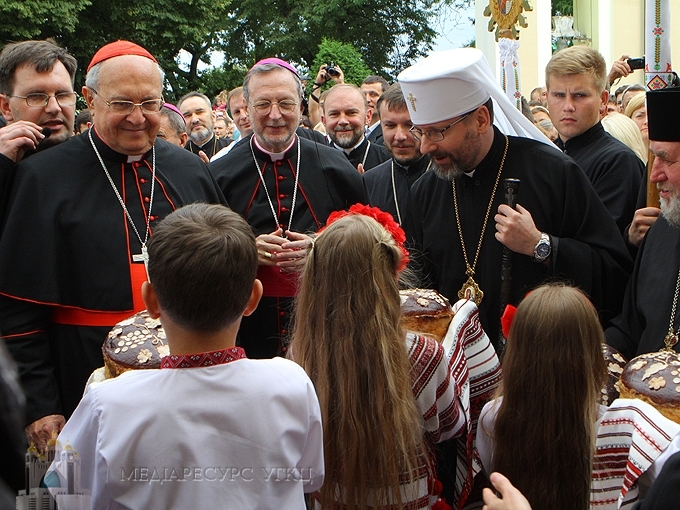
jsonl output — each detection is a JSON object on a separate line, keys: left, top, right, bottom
{"left": 87, "top": 40, "right": 157, "bottom": 72}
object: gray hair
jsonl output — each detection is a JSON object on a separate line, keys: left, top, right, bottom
{"left": 160, "top": 106, "right": 187, "bottom": 135}
{"left": 85, "top": 60, "right": 165, "bottom": 92}
{"left": 177, "top": 91, "right": 211, "bottom": 111}
{"left": 242, "top": 63, "right": 304, "bottom": 102}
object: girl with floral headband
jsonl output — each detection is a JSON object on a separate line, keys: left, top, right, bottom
{"left": 290, "top": 204, "right": 465, "bottom": 509}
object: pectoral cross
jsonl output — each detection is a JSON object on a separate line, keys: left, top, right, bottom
{"left": 132, "top": 244, "right": 151, "bottom": 281}
{"left": 407, "top": 92, "right": 417, "bottom": 112}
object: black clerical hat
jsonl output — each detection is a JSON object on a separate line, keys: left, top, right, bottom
{"left": 647, "top": 87, "right": 680, "bottom": 142}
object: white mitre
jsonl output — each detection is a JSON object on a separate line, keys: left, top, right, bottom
{"left": 398, "top": 48, "right": 555, "bottom": 147}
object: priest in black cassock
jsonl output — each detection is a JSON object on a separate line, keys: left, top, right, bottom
{"left": 178, "top": 91, "right": 231, "bottom": 160}
{"left": 0, "top": 41, "right": 226, "bottom": 452}
{"left": 363, "top": 83, "right": 430, "bottom": 225}
{"left": 398, "top": 48, "right": 632, "bottom": 351}
{"left": 399, "top": 47, "right": 633, "bottom": 507}
{"left": 322, "top": 84, "right": 390, "bottom": 172}
{"left": 210, "top": 58, "right": 366, "bottom": 359}
{"left": 606, "top": 87, "right": 680, "bottom": 360}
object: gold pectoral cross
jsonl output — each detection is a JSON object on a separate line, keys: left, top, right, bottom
{"left": 458, "top": 276, "right": 484, "bottom": 306}
{"left": 664, "top": 331, "right": 679, "bottom": 351}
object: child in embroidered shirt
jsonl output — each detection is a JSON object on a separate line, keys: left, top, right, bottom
{"left": 47, "top": 204, "right": 323, "bottom": 509}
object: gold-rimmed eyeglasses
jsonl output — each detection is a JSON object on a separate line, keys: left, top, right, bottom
{"left": 409, "top": 113, "right": 471, "bottom": 142}
{"left": 89, "top": 88, "right": 164, "bottom": 115}
{"left": 250, "top": 100, "right": 299, "bottom": 115}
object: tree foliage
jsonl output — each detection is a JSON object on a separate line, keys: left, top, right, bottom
{"left": 552, "top": 0, "right": 573, "bottom": 16}
{"left": 0, "top": 0, "right": 473, "bottom": 100}
{"left": 311, "top": 39, "right": 373, "bottom": 90}
{"left": 0, "top": 0, "right": 90, "bottom": 40}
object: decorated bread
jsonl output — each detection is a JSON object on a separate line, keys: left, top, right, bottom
{"left": 102, "top": 310, "right": 170, "bottom": 378}
{"left": 618, "top": 350, "right": 680, "bottom": 423}
{"left": 601, "top": 344, "right": 626, "bottom": 406}
{"left": 400, "top": 289, "right": 454, "bottom": 342}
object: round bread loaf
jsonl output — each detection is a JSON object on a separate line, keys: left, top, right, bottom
{"left": 400, "top": 289, "right": 454, "bottom": 342}
{"left": 618, "top": 350, "right": 680, "bottom": 423}
{"left": 601, "top": 344, "right": 626, "bottom": 406}
{"left": 102, "top": 310, "right": 170, "bottom": 378}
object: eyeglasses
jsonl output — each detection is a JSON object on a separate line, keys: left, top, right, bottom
{"left": 409, "top": 113, "right": 471, "bottom": 142}
{"left": 8, "top": 92, "right": 78, "bottom": 108}
{"left": 250, "top": 100, "right": 298, "bottom": 115}
{"left": 89, "top": 88, "right": 164, "bottom": 115}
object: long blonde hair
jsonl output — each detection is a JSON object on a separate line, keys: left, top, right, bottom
{"left": 491, "top": 284, "right": 606, "bottom": 510}
{"left": 291, "top": 214, "right": 425, "bottom": 509}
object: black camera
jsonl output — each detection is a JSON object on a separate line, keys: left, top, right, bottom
{"left": 326, "top": 63, "right": 340, "bottom": 78}
{"left": 628, "top": 57, "right": 645, "bottom": 71}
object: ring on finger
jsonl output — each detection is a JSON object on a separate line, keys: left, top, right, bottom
{"left": 264, "top": 251, "right": 273, "bottom": 259}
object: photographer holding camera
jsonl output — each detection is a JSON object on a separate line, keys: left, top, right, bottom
{"left": 607, "top": 54, "right": 647, "bottom": 93}
{"left": 308, "top": 64, "right": 345, "bottom": 128}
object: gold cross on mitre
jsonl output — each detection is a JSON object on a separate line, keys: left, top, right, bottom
{"left": 407, "top": 92, "right": 417, "bottom": 111}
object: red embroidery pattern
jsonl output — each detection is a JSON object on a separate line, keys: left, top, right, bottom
{"left": 160, "top": 347, "right": 247, "bottom": 369}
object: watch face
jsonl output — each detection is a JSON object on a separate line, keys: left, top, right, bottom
{"left": 536, "top": 243, "right": 550, "bottom": 258}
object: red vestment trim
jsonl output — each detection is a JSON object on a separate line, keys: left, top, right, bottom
{"left": 51, "top": 263, "right": 147, "bottom": 327}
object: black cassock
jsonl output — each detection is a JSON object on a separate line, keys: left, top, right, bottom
{"left": 405, "top": 127, "right": 633, "bottom": 344}
{"left": 185, "top": 134, "right": 231, "bottom": 159}
{"left": 556, "top": 122, "right": 644, "bottom": 234}
{"left": 606, "top": 215, "right": 680, "bottom": 360}
{"left": 330, "top": 137, "right": 390, "bottom": 172}
{"left": 210, "top": 134, "right": 367, "bottom": 358}
{"left": 362, "top": 155, "right": 431, "bottom": 224}
{"left": 0, "top": 129, "right": 226, "bottom": 424}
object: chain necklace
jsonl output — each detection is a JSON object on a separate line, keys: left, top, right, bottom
{"left": 452, "top": 135, "right": 509, "bottom": 306}
{"left": 391, "top": 158, "right": 432, "bottom": 225}
{"left": 88, "top": 129, "right": 155, "bottom": 279}
{"left": 663, "top": 267, "right": 680, "bottom": 350}
{"left": 249, "top": 136, "right": 301, "bottom": 234}
{"left": 360, "top": 140, "right": 371, "bottom": 169}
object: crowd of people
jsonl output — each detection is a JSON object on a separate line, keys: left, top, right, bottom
{"left": 0, "top": 34, "right": 679, "bottom": 510}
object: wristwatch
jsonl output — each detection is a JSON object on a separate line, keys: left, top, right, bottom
{"left": 532, "top": 233, "right": 551, "bottom": 263}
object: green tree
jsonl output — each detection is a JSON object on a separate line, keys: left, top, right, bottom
{"left": 552, "top": 0, "right": 573, "bottom": 16}
{"left": 311, "top": 39, "right": 373, "bottom": 90}
{"left": 53, "top": 0, "right": 234, "bottom": 99}
{"left": 0, "top": 0, "right": 473, "bottom": 98}
{"left": 199, "top": 65, "right": 248, "bottom": 102}
{"left": 0, "top": 0, "right": 90, "bottom": 40}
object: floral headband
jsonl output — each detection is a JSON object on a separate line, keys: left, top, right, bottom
{"left": 320, "top": 204, "right": 410, "bottom": 271}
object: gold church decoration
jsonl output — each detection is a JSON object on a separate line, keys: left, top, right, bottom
{"left": 484, "top": 0, "right": 533, "bottom": 40}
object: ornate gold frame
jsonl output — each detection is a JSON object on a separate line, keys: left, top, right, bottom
{"left": 488, "top": 0, "right": 524, "bottom": 30}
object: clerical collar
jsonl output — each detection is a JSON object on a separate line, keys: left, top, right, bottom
{"left": 91, "top": 127, "right": 153, "bottom": 164}
{"left": 334, "top": 136, "right": 365, "bottom": 155}
{"left": 160, "top": 346, "right": 247, "bottom": 369}
{"left": 196, "top": 133, "right": 215, "bottom": 149}
{"left": 461, "top": 126, "right": 505, "bottom": 180}
{"left": 556, "top": 122, "right": 604, "bottom": 153}
{"left": 393, "top": 154, "right": 430, "bottom": 175}
{"left": 253, "top": 135, "right": 296, "bottom": 161}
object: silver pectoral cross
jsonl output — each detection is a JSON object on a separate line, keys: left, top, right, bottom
{"left": 132, "top": 244, "right": 151, "bottom": 281}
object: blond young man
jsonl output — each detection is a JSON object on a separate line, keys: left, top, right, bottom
{"left": 546, "top": 46, "right": 645, "bottom": 234}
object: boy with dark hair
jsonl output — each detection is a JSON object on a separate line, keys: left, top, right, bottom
{"left": 47, "top": 203, "right": 324, "bottom": 509}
